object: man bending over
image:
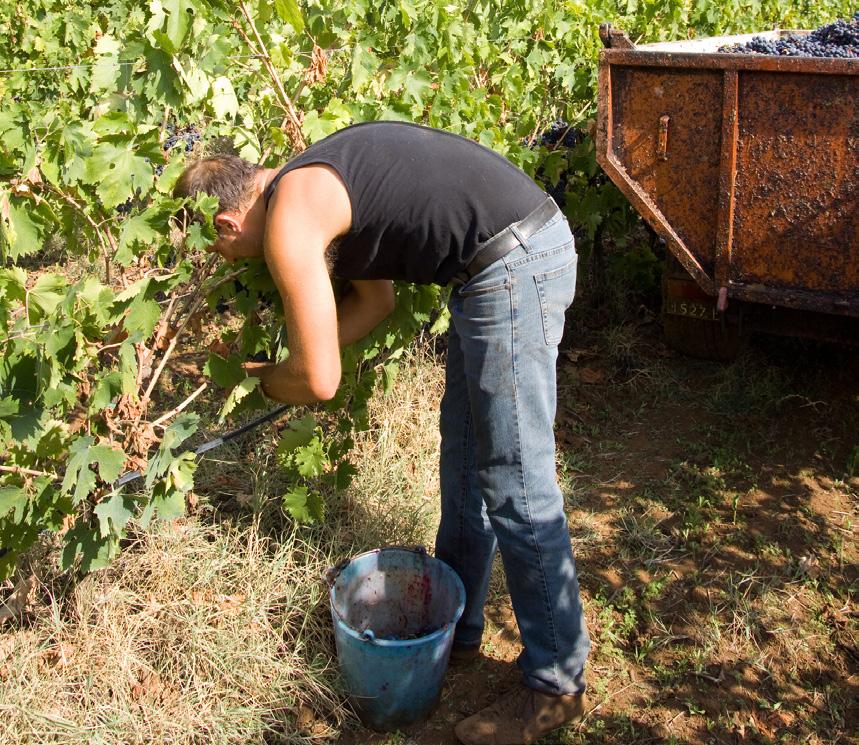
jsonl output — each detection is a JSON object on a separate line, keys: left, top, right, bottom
{"left": 174, "top": 121, "right": 590, "bottom": 745}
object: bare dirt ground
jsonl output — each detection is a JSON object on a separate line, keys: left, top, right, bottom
{"left": 339, "top": 325, "right": 858, "bottom": 745}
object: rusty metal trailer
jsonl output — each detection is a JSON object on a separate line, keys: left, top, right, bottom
{"left": 596, "top": 25, "right": 858, "bottom": 359}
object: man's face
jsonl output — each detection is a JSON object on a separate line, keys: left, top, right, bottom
{"left": 208, "top": 228, "right": 260, "bottom": 263}
{"left": 210, "top": 202, "right": 266, "bottom": 262}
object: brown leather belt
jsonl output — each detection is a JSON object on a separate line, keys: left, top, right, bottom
{"left": 451, "top": 197, "right": 561, "bottom": 287}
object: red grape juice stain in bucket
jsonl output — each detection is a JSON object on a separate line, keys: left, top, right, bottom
{"left": 351, "top": 568, "right": 439, "bottom": 640}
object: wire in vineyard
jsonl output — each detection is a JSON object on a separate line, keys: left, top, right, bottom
{"left": 0, "top": 46, "right": 357, "bottom": 76}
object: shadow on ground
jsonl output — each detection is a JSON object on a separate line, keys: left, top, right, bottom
{"left": 232, "top": 331, "right": 856, "bottom": 745}
{"left": 550, "top": 331, "right": 858, "bottom": 744}
{"left": 335, "top": 333, "right": 857, "bottom": 745}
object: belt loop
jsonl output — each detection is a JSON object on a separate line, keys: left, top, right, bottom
{"left": 509, "top": 222, "right": 528, "bottom": 250}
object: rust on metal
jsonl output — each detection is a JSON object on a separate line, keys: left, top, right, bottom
{"left": 595, "top": 28, "right": 859, "bottom": 319}
{"left": 731, "top": 72, "right": 858, "bottom": 304}
{"left": 714, "top": 69, "right": 739, "bottom": 308}
{"left": 599, "top": 23, "right": 635, "bottom": 50}
{"left": 602, "top": 49, "right": 857, "bottom": 75}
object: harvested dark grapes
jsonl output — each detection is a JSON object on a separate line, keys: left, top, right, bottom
{"left": 720, "top": 12, "right": 859, "bottom": 58}
{"left": 526, "top": 120, "right": 586, "bottom": 209}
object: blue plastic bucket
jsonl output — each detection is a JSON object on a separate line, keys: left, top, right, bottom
{"left": 324, "top": 546, "right": 466, "bottom": 731}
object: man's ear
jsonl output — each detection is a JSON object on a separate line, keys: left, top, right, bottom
{"left": 214, "top": 212, "right": 242, "bottom": 236}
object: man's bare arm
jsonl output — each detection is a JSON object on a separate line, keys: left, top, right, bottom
{"left": 337, "top": 279, "right": 396, "bottom": 346}
{"left": 255, "top": 165, "right": 352, "bottom": 403}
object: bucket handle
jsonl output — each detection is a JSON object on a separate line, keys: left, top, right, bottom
{"left": 321, "top": 545, "right": 428, "bottom": 588}
{"left": 387, "top": 544, "right": 427, "bottom": 556}
{"left": 321, "top": 557, "right": 351, "bottom": 588}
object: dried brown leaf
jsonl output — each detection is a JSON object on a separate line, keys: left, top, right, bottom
{"left": 580, "top": 367, "right": 605, "bottom": 384}
{"left": 189, "top": 590, "right": 245, "bottom": 616}
{"left": 304, "top": 44, "right": 328, "bottom": 86}
{"left": 131, "top": 670, "right": 164, "bottom": 703}
{"left": 0, "top": 574, "right": 37, "bottom": 624}
{"left": 40, "top": 643, "right": 73, "bottom": 670}
{"left": 59, "top": 513, "right": 76, "bottom": 536}
{"left": 24, "top": 164, "right": 42, "bottom": 185}
{"left": 208, "top": 339, "right": 231, "bottom": 357}
{"left": 218, "top": 593, "right": 246, "bottom": 615}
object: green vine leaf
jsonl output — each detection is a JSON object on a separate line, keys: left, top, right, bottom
{"left": 60, "top": 437, "right": 125, "bottom": 505}
{"left": 204, "top": 353, "right": 246, "bottom": 389}
{"left": 61, "top": 520, "right": 115, "bottom": 573}
{"left": 145, "top": 413, "right": 199, "bottom": 490}
{"left": 211, "top": 76, "right": 239, "bottom": 119}
{"left": 1, "top": 195, "right": 55, "bottom": 261}
{"left": 274, "top": 0, "right": 304, "bottom": 32}
{"left": 94, "top": 491, "right": 137, "bottom": 538}
{"left": 219, "top": 376, "right": 261, "bottom": 423}
{"left": 117, "top": 213, "right": 161, "bottom": 266}
{"left": 293, "top": 439, "right": 326, "bottom": 478}
{"left": 148, "top": 0, "right": 196, "bottom": 55}
{"left": 83, "top": 141, "right": 154, "bottom": 209}
{"left": 276, "top": 414, "right": 316, "bottom": 456}
{"left": 282, "top": 486, "right": 323, "bottom": 523}
{"left": 0, "top": 486, "right": 27, "bottom": 520}
{"left": 27, "top": 273, "right": 67, "bottom": 320}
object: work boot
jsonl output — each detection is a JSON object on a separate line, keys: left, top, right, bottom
{"left": 454, "top": 684, "right": 585, "bottom": 745}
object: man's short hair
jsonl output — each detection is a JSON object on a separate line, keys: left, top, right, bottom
{"left": 173, "top": 155, "right": 261, "bottom": 220}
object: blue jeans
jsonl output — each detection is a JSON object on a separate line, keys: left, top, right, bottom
{"left": 435, "top": 210, "right": 590, "bottom": 696}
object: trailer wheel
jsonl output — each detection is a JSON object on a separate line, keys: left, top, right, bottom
{"left": 661, "top": 259, "right": 744, "bottom": 362}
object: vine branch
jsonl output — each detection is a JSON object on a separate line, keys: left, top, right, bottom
{"left": 46, "top": 186, "right": 117, "bottom": 285}
{"left": 235, "top": 2, "right": 307, "bottom": 152}
{"left": 151, "top": 382, "right": 208, "bottom": 428}
{"left": 0, "top": 464, "right": 57, "bottom": 479}
{"left": 136, "top": 263, "right": 246, "bottom": 419}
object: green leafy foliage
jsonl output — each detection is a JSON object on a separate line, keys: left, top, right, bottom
{"left": 1, "top": 0, "right": 852, "bottom": 578}
{"left": 276, "top": 415, "right": 324, "bottom": 517}
{"left": 283, "top": 486, "right": 324, "bottom": 523}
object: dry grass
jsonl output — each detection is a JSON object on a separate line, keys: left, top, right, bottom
{"left": 338, "top": 343, "right": 445, "bottom": 550}
{"left": 1, "top": 522, "right": 343, "bottom": 744}
{"left": 0, "top": 345, "right": 446, "bottom": 744}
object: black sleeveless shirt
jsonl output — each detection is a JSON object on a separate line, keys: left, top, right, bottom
{"left": 263, "top": 122, "right": 545, "bottom": 286}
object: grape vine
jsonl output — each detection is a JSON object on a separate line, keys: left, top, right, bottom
{"left": 1, "top": 0, "right": 853, "bottom": 578}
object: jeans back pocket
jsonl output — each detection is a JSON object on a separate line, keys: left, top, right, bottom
{"left": 534, "top": 259, "right": 577, "bottom": 346}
